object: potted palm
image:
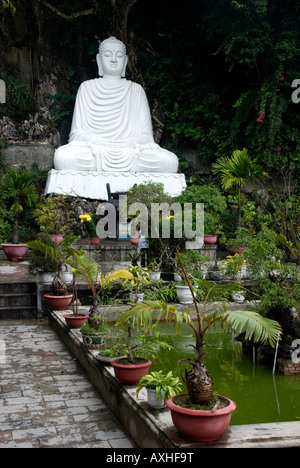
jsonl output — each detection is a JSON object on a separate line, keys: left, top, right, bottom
{"left": 0, "top": 167, "right": 38, "bottom": 260}
{"left": 28, "top": 232, "right": 59, "bottom": 283}
{"left": 67, "top": 250, "right": 132, "bottom": 334}
{"left": 111, "top": 310, "right": 153, "bottom": 385}
{"left": 136, "top": 370, "right": 182, "bottom": 409}
{"left": 125, "top": 248, "right": 281, "bottom": 441}
{"left": 27, "top": 235, "right": 79, "bottom": 312}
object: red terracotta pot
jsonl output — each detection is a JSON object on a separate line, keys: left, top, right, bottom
{"left": 90, "top": 238, "right": 101, "bottom": 245}
{"left": 166, "top": 394, "right": 236, "bottom": 442}
{"left": 44, "top": 294, "right": 73, "bottom": 311}
{"left": 204, "top": 235, "right": 218, "bottom": 245}
{"left": 129, "top": 237, "right": 140, "bottom": 246}
{"left": 50, "top": 234, "right": 64, "bottom": 244}
{"left": 227, "top": 244, "right": 247, "bottom": 256}
{"left": 63, "top": 314, "right": 88, "bottom": 328}
{"left": 111, "top": 358, "right": 152, "bottom": 385}
{"left": 1, "top": 244, "right": 28, "bottom": 261}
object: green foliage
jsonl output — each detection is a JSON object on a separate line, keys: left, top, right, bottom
{"left": 175, "top": 184, "right": 227, "bottom": 215}
{"left": 0, "top": 167, "right": 38, "bottom": 242}
{"left": 126, "top": 181, "right": 172, "bottom": 211}
{"left": 146, "top": 280, "right": 178, "bottom": 303}
{"left": 80, "top": 314, "right": 108, "bottom": 333}
{"left": 136, "top": 370, "right": 182, "bottom": 400}
{"left": 33, "top": 196, "right": 75, "bottom": 235}
{"left": 28, "top": 232, "right": 58, "bottom": 274}
{"left": 0, "top": 70, "right": 34, "bottom": 118}
{"left": 47, "top": 93, "right": 76, "bottom": 122}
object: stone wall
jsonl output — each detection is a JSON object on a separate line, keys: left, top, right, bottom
{"left": 278, "top": 358, "right": 300, "bottom": 375}
{"left": 2, "top": 143, "right": 54, "bottom": 170}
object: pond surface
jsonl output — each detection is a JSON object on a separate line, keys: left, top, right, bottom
{"left": 148, "top": 322, "right": 300, "bottom": 426}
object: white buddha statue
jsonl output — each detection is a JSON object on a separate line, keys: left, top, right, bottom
{"left": 54, "top": 36, "right": 179, "bottom": 173}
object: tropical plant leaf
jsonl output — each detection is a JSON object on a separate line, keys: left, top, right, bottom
{"left": 116, "top": 300, "right": 192, "bottom": 336}
{"left": 222, "top": 309, "right": 281, "bottom": 347}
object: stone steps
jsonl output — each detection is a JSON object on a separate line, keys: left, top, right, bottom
{"left": 0, "top": 283, "right": 37, "bottom": 319}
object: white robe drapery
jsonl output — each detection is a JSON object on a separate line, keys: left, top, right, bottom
{"left": 68, "top": 78, "right": 157, "bottom": 172}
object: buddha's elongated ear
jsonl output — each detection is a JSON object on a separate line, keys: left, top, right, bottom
{"left": 96, "top": 53, "right": 103, "bottom": 77}
{"left": 121, "top": 55, "right": 128, "bottom": 78}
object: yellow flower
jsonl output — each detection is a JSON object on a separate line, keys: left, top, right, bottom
{"left": 79, "top": 214, "right": 92, "bottom": 223}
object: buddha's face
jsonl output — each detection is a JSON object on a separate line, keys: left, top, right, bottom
{"left": 97, "top": 41, "right": 127, "bottom": 78}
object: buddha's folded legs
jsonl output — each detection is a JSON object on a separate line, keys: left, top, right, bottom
{"left": 54, "top": 143, "right": 179, "bottom": 173}
{"left": 134, "top": 147, "right": 179, "bottom": 173}
{"left": 54, "top": 144, "right": 97, "bottom": 171}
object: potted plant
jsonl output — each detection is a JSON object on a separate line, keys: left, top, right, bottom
{"left": 33, "top": 196, "right": 74, "bottom": 243}
{"left": 68, "top": 250, "right": 133, "bottom": 331}
{"left": 147, "top": 260, "right": 162, "bottom": 281}
{"left": 126, "top": 248, "right": 281, "bottom": 441}
{"left": 123, "top": 265, "right": 150, "bottom": 303}
{"left": 27, "top": 235, "right": 79, "bottom": 313}
{"left": 173, "top": 252, "right": 203, "bottom": 304}
{"left": 80, "top": 312, "right": 108, "bottom": 348}
{"left": 207, "top": 260, "right": 224, "bottom": 281}
{"left": 79, "top": 213, "right": 100, "bottom": 244}
{"left": 111, "top": 306, "right": 160, "bottom": 385}
{"left": 136, "top": 370, "right": 182, "bottom": 409}
{"left": 203, "top": 212, "right": 222, "bottom": 245}
{"left": 28, "top": 232, "right": 59, "bottom": 283}
{"left": 0, "top": 167, "right": 38, "bottom": 260}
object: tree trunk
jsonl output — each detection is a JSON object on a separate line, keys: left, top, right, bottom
{"left": 12, "top": 215, "right": 19, "bottom": 244}
{"left": 183, "top": 331, "right": 213, "bottom": 403}
{"left": 127, "top": 323, "right": 134, "bottom": 363}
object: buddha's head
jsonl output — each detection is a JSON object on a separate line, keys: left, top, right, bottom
{"left": 97, "top": 36, "right": 128, "bottom": 78}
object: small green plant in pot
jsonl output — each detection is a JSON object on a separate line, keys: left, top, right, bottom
{"left": 80, "top": 313, "right": 109, "bottom": 348}
{"left": 136, "top": 370, "right": 182, "bottom": 409}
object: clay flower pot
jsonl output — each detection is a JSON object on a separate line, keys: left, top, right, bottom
{"left": 43, "top": 293, "right": 73, "bottom": 311}
{"left": 50, "top": 234, "right": 64, "bottom": 244}
{"left": 63, "top": 314, "right": 88, "bottom": 328}
{"left": 204, "top": 235, "right": 218, "bottom": 245}
{"left": 90, "top": 238, "right": 101, "bottom": 245}
{"left": 1, "top": 244, "right": 28, "bottom": 261}
{"left": 166, "top": 394, "right": 236, "bottom": 442}
{"left": 129, "top": 236, "right": 140, "bottom": 246}
{"left": 111, "top": 358, "right": 152, "bottom": 385}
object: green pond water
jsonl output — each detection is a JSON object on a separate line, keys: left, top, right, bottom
{"left": 146, "top": 322, "right": 300, "bottom": 426}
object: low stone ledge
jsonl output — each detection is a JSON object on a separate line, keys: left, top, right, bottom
{"left": 49, "top": 310, "right": 300, "bottom": 448}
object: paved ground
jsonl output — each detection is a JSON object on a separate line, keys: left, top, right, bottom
{"left": 0, "top": 319, "right": 136, "bottom": 448}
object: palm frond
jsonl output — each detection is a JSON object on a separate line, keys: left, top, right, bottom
{"left": 195, "top": 278, "right": 240, "bottom": 306}
{"left": 116, "top": 300, "right": 192, "bottom": 335}
{"left": 223, "top": 309, "right": 281, "bottom": 347}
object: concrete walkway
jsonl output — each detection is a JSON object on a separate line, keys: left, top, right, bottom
{"left": 0, "top": 320, "right": 136, "bottom": 448}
